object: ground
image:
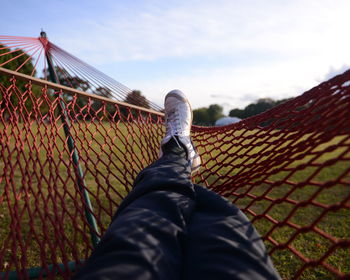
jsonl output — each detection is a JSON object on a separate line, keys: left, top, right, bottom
{"left": 0, "top": 122, "right": 349, "bottom": 280}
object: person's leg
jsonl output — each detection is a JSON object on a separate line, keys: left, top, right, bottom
{"left": 73, "top": 90, "right": 200, "bottom": 280}
{"left": 73, "top": 89, "right": 281, "bottom": 280}
{"left": 184, "top": 185, "right": 281, "bottom": 280}
{"left": 72, "top": 139, "right": 195, "bottom": 280}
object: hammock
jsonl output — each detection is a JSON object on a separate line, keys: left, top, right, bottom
{"left": 0, "top": 35, "right": 349, "bottom": 279}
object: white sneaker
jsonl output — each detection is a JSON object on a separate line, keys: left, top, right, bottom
{"left": 159, "top": 89, "right": 201, "bottom": 173}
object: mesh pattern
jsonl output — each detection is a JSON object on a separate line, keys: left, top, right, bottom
{"left": 0, "top": 69, "right": 350, "bottom": 279}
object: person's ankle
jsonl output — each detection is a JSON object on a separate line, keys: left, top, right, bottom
{"left": 161, "top": 137, "right": 187, "bottom": 157}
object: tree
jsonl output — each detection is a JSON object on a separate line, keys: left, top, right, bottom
{"left": 124, "top": 90, "right": 150, "bottom": 109}
{"left": 229, "top": 98, "right": 275, "bottom": 119}
{"left": 207, "top": 104, "right": 224, "bottom": 124}
{"left": 228, "top": 108, "right": 246, "bottom": 119}
{"left": 43, "top": 66, "right": 91, "bottom": 96}
{"left": 244, "top": 100, "right": 273, "bottom": 118}
{"left": 193, "top": 108, "right": 211, "bottom": 125}
{"left": 94, "top": 87, "right": 112, "bottom": 98}
{"left": 229, "top": 97, "right": 292, "bottom": 119}
{"left": 42, "top": 67, "right": 94, "bottom": 119}
{"left": 0, "top": 44, "right": 36, "bottom": 82}
{"left": 0, "top": 44, "right": 39, "bottom": 120}
{"left": 91, "top": 87, "right": 117, "bottom": 120}
{"left": 193, "top": 104, "right": 224, "bottom": 126}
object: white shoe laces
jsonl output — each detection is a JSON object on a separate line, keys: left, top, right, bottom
{"left": 166, "top": 109, "right": 182, "bottom": 148}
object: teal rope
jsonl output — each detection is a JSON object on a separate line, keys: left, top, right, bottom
{"left": 0, "top": 260, "right": 83, "bottom": 279}
{"left": 45, "top": 50, "right": 100, "bottom": 247}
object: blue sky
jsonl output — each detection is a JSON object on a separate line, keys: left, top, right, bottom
{"left": 1, "top": 0, "right": 350, "bottom": 112}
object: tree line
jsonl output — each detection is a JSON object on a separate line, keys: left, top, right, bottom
{"left": 193, "top": 97, "right": 291, "bottom": 126}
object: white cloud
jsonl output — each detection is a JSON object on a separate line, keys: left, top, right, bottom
{"left": 322, "top": 65, "right": 350, "bottom": 81}
{"left": 57, "top": 0, "right": 350, "bottom": 64}
{"left": 134, "top": 57, "right": 326, "bottom": 113}
{"left": 50, "top": 0, "right": 350, "bottom": 111}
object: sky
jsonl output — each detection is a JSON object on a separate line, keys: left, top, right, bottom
{"left": 1, "top": 0, "right": 350, "bottom": 113}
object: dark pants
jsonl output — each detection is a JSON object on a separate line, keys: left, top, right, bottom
{"left": 73, "top": 140, "right": 280, "bottom": 280}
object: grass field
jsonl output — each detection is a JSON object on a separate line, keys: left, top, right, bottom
{"left": 194, "top": 129, "right": 350, "bottom": 279}
{"left": 0, "top": 121, "right": 349, "bottom": 279}
{"left": 0, "top": 121, "right": 163, "bottom": 278}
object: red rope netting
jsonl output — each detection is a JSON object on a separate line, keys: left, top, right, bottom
{"left": 192, "top": 70, "right": 350, "bottom": 279}
{"left": 0, "top": 35, "right": 349, "bottom": 279}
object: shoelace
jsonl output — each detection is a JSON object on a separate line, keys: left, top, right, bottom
{"left": 166, "top": 110, "right": 182, "bottom": 148}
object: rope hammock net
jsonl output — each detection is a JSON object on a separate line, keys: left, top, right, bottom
{"left": 0, "top": 34, "right": 349, "bottom": 280}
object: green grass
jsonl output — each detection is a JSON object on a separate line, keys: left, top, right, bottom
{"left": 1, "top": 121, "right": 349, "bottom": 279}
{"left": 0, "top": 121, "right": 163, "bottom": 275}
{"left": 193, "top": 129, "right": 350, "bottom": 279}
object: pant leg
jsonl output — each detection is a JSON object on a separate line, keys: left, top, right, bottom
{"left": 184, "top": 185, "right": 281, "bottom": 280}
{"left": 72, "top": 140, "right": 195, "bottom": 280}
{"left": 73, "top": 138, "right": 280, "bottom": 280}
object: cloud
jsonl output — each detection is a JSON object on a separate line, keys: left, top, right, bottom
{"left": 52, "top": 0, "right": 350, "bottom": 112}
{"left": 210, "top": 94, "right": 235, "bottom": 100}
{"left": 322, "top": 65, "right": 350, "bottom": 81}
{"left": 239, "top": 94, "right": 261, "bottom": 103}
{"left": 133, "top": 58, "right": 322, "bottom": 113}
{"left": 55, "top": 0, "right": 350, "bottom": 67}
{"left": 9, "top": 0, "right": 348, "bottom": 112}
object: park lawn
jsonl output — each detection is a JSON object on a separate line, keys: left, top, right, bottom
{"left": 194, "top": 130, "right": 350, "bottom": 279}
{"left": 0, "top": 122, "right": 349, "bottom": 279}
{"left": 0, "top": 121, "right": 163, "bottom": 274}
